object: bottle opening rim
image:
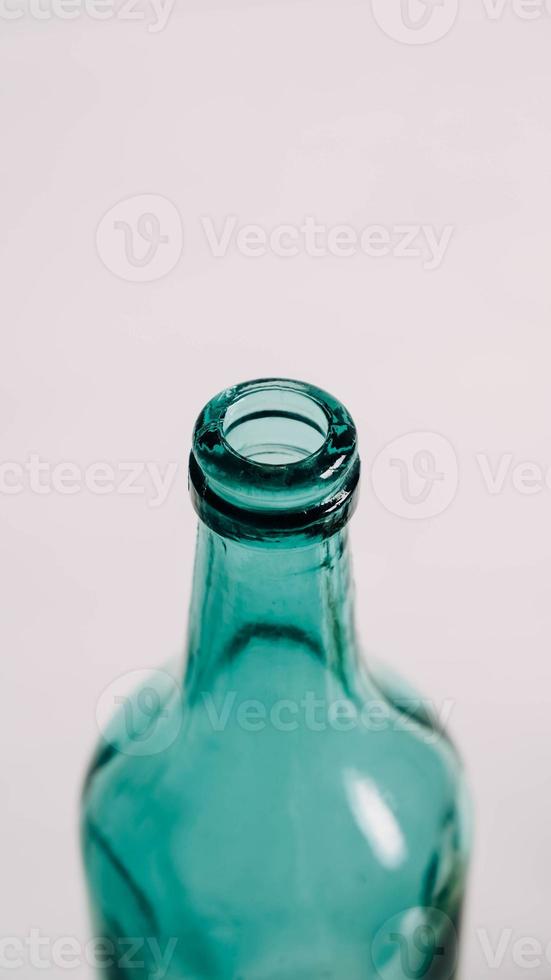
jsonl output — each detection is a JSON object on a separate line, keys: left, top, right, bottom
{"left": 189, "top": 378, "right": 360, "bottom": 541}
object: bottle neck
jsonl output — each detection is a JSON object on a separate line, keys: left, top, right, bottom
{"left": 183, "top": 521, "right": 359, "bottom": 700}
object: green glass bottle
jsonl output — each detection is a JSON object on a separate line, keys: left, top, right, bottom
{"left": 82, "top": 379, "right": 470, "bottom": 980}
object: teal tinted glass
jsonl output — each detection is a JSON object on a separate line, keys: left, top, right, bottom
{"left": 82, "top": 379, "right": 470, "bottom": 980}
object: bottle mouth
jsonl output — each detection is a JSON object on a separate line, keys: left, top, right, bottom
{"left": 189, "top": 378, "right": 360, "bottom": 541}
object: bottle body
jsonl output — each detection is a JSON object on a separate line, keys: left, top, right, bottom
{"left": 82, "top": 380, "right": 470, "bottom": 979}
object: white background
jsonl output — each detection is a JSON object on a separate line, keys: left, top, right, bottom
{"left": 2, "top": 0, "right": 551, "bottom": 977}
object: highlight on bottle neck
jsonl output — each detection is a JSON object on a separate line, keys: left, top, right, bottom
{"left": 188, "top": 378, "right": 360, "bottom": 542}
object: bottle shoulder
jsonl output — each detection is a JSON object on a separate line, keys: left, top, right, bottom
{"left": 82, "top": 654, "right": 470, "bottom": 973}
{"left": 83, "top": 649, "right": 469, "bottom": 859}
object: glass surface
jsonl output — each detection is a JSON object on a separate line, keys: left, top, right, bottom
{"left": 81, "top": 379, "right": 470, "bottom": 980}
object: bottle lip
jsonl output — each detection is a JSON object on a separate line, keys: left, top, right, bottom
{"left": 189, "top": 378, "right": 360, "bottom": 541}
